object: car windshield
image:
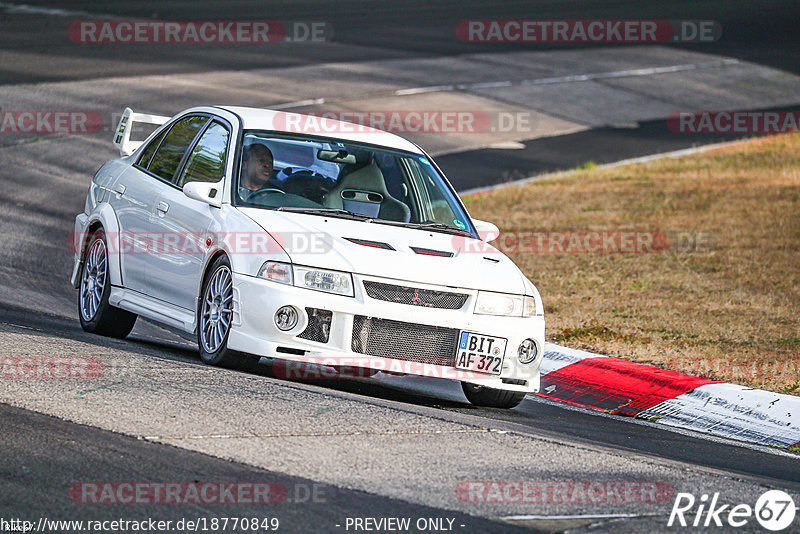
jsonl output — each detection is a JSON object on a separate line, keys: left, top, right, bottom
{"left": 235, "top": 132, "right": 475, "bottom": 235}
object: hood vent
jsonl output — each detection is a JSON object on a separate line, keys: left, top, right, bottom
{"left": 344, "top": 238, "right": 395, "bottom": 250}
{"left": 410, "top": 246, "right": 453, "bottom": 258}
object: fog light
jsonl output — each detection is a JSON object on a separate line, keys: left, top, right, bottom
{"left": 518, "top": 339, "right": 538, "bottom": 364}
{"left": 275, "top": 306, "right": 298, "bottom": 331}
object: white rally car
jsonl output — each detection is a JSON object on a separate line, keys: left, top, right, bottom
{"left": 71, "top": 106, "right": 544, "bottom": 408}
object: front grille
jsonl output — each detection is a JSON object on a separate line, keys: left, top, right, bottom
{"left": 351, "top": 315, "right": 459, "bottom": 366}
{"left": 363, "top": 281, "right": 468, "bottom": 310}
{"left": 298, "top": 308, "right": 332, "bottom": 343}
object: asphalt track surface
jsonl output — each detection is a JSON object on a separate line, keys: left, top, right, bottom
{"left": 2, "top": 0, "right": 799, "bottom": 83}
{"left": 1, "top": 1, "right": 800, "bottom": 533}
{"left": 3, "top": 301, "right": 800, "bottom": 486}
{"left": 1, "top": 403, "right": 533, "bottom": 534}
{"left": 2, "top": 304, "right": 800, "bottom": 533}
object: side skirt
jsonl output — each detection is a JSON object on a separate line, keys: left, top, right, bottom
{"left": 109, "top": 287, "right": 196, "bottom": 333}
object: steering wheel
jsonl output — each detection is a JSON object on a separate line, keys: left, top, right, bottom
{"left": 246, "top": 188, "right": 285, "bottom": 202}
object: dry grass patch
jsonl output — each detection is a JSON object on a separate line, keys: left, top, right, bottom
{"left": 463, "top": 134, "right": 800, "bottom": 394}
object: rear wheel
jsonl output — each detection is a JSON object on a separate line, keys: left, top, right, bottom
{"left": 197, "top": 255, "right": 260, "bottom": 370}
{"left": 78, "top": 230, "right": 137, "bottom": 338}
{"left": 461, "top": 382, "right": 526, "bottom": 409}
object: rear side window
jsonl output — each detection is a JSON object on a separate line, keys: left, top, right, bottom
{"left": 147, "top": 115, "right": 208, "bottom": 182}
{"left": 176, "top": 121, "right": 230, "bottom": 187}
{"left": 136, "top": 127, "right": 167, "bottom": 168}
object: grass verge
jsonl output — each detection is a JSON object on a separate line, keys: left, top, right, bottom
{"left": 463, "top": 133, "right": 800, "bottom": 394}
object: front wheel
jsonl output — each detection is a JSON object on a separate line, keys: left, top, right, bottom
{"left": 78, "top": 230, "right": 137, "bottom": 338}
{"left": 197, "top": 255, "right": 260, "bottom": 371}
{"left": 461, "top": 382, "right": 527, "bottom": 409}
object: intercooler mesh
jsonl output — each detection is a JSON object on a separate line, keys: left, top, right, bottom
{"left": 298, "top": 308, "right": 333, "bottom": 343}
{"left": 351, "top": 315, "right": 459, "bottom": 366}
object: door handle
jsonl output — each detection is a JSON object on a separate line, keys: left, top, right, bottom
{"left": 156, "top": 201, "right": 169, "bottom": 214}
{"left": 110, "top": 184, "right": 126, "bottom": 197}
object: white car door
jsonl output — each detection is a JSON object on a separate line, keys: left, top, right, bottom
{"left": 110, "top": 127, "right": 170, "bottom": 295}
{"left": 147, "top": 118, "right": 231, "bottom": 311}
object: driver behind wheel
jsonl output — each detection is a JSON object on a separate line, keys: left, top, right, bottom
{"left": 239, "top": 143, "right": 274, "bottom": 200}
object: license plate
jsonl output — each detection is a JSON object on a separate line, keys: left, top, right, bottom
{"left": 454, "top": 332, "right": 507, "bottom": 375}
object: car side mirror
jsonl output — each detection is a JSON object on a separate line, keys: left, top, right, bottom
{"left": 473, "top": 219, "right": 500, "bottom": 242}
{"left": 183, "top": 181, "right": 222, "bottom": 208}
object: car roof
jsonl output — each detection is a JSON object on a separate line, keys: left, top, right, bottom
{"left": 219, "top": 106, "right": 424, "bottom": 154}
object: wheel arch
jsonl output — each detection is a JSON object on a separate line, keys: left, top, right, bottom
{"left": 79, "top": 204, "right": 123, "bottom": 287}
{"left": 194, "top": 249, "right": 231, "bottom": 325}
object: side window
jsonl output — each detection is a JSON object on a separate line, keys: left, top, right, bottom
{"left": 404, "top": 157, "right": 467, "bottom": 226}
{"left": 147, "top": 115, "right": 208, "bottom": 182}
{"left": 136, "top": 127, "right": 168, "bottom": 168}
{"left": 176, "top": 121, "right": 230, "bottom": 187}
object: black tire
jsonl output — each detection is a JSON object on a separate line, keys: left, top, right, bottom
{"left": 78, "top": 230, "right": 137, "bottom": 338}
{"left": 461, "top": 382, "right": 527, "bottom": 409}
{"left": 197, "top": 255, "right": 261, "bottom": 371}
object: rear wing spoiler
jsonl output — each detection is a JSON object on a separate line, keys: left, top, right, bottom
{"left": 113, "top": 107, "right": 170, "bottom": 156}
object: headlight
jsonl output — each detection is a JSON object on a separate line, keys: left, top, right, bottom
{"left": 474, "top": 291, "right": 523, "bottom": 316}
{"left": 474, "top": 292, "right": 537, "bottom": 317}
{"left": 258, "top": 261, "right": 293, "bottom": 284}
{"left": 293, "top": 265, "right": 354, "bottom": 297}
{"left": 256, "top": 262, "right": 354, "bottom": 296}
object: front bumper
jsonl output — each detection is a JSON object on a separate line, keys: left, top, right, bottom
{"left": 227, "top": 271, "right": 544, "bottom": 393}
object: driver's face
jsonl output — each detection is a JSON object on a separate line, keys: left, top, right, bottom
{"left": 244, "top": 149, "right": 273, "bottom": 190}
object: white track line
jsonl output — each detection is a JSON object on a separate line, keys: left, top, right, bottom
{"left": 501, "top": 513, "right": 653, "bottom": 521}
{"left": 0, "top": 1, "right": 114, "bottom": 18}
{"left": 395, "top": 59, "right": 739, "bottom": 96}
{"left": 270, "top": 98, "right": 326, "bottom": 110}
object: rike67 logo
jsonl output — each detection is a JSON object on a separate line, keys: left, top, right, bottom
{"left": 668, "top": 490, "right": 796, "bottom": 531}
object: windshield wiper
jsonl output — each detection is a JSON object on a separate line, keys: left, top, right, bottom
{"left": 273, "top": 208, "right": 473, "bottom": 236}
{"left": 274, "top": 207, "right": 373, "bottom": 221}
{"left": 404, "top": 222, "right": 474, "bottom": 236}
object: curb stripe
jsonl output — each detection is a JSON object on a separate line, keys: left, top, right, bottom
{"left": 536, "top": 357, "right": 717, "bottom": 416}
{"left": 540, "top": 344, "right": 800, "bottom": 448}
